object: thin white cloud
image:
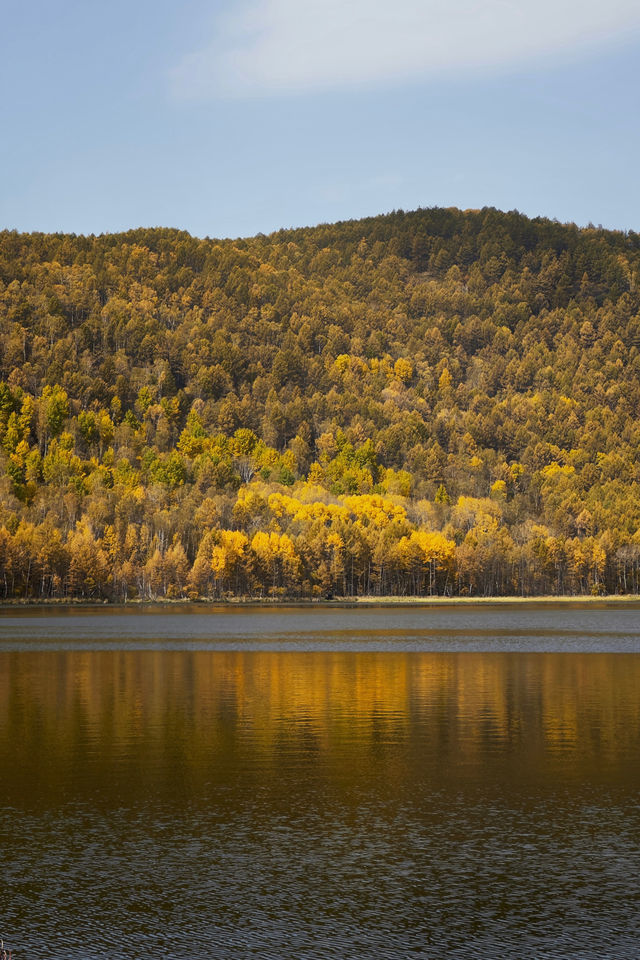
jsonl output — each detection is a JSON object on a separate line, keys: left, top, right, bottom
{"left": 172, "top": 0, "right": 640, "bottom": 98}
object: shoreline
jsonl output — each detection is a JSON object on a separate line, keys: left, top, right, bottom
{"left": 1, "top": 594, "right": 640, "bottom": 612}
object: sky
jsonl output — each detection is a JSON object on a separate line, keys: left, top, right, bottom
{"left": 1, "top": 0, "right": 640, "bottom": 239}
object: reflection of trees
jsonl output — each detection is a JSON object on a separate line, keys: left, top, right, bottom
{"left": 1, "top": 650, "right": 639, "bottom": 805}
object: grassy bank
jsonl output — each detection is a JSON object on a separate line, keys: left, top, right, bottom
{"left": 2, "top": 594, "right": 640, "bottom": 611}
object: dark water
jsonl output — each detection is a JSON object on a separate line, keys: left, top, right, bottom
{"left": 1, "top": 604, "right": 640, "bottom": 959}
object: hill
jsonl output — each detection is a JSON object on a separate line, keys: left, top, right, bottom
{"left": 1, "top": 206, "right": 640, "bottom": 598}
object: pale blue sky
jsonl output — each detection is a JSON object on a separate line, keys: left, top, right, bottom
{"left": 1, "top": 0, "right": 639, "bottom": 238}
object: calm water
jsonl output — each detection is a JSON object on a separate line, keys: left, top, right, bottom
{"left": 1, "top": 604, "right": 640, "bottom": 959}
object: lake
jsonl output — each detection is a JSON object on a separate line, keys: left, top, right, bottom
{"left": 1, "top": 603, "right": 640, "bottom": 958}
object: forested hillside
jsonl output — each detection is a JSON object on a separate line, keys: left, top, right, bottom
{"left": 1, "top": 206, "right": 640, "bottom": 599}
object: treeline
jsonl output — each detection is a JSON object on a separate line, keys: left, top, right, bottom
{"left": 1, "top": 206, "right": 640, "bottom": 598}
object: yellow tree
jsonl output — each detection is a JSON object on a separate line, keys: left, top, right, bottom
{"left": 251, "top": 531, "right": 299, "bottom": 594}
{"left": 409, "top": 530, "right": 456, "bottom": 595}
{"left": 67, "top": 521, "right": 109, "bottom": 597}
{"left": 211, "top": 530, "right": 250, "bottom": 594}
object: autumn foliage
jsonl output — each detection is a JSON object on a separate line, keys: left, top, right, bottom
{"left": 1, "top": 206, "right": 640, "bottom": 598}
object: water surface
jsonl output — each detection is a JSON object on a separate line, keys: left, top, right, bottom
{"left": 2, "top": 601, "right": 640, "bottom": 651}
{"left": 1, "top": 605, "right": 639, "bottom": 958}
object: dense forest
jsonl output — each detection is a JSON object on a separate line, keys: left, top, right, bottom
{"left": 1, "top": 206, "right": 640, "bottom": 599}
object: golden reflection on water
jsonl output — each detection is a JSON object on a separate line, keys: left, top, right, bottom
{"left": 2, "top": 650, "right": 640, "bottom": 807}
